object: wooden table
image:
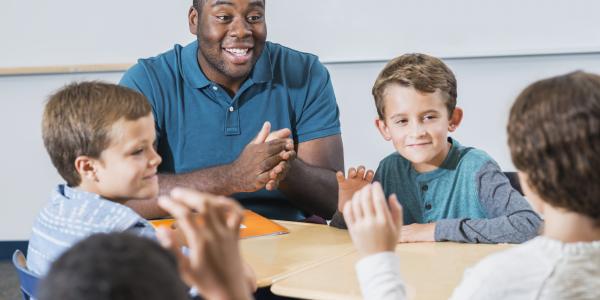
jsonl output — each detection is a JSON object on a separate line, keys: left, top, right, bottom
{"left": 240, "top": 221, "right": 354, "bottom": 288}
{"left": 271, "top": 242, "right": 512, "bottom": 300}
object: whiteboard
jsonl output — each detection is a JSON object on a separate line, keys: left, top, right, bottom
{"left": 2, "top": 0, "right": 600, "bottom": 70}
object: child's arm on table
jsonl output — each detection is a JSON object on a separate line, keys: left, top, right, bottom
{"left": 343, "top": 182, "right": 407, "bottom": 300}
{"left": 329, "top": 166, "right": 374, "bottom": 228}
{"left": 435, "top": 163, "right": 542, "bottom": 243}
{"left": 156, "top": 188, "right": 255, "bottom": 300}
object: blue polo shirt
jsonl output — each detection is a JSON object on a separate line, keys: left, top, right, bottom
{"left": 120, "top": 41, "right": 341, "bottom": 219}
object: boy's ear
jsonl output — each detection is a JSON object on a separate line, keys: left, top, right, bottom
{"left": 448, "top": 107, "right": 463, "bottom": 132}
{"left": 375, "top": 118, "right": 392, "bottom": 141}
{"left": 74, "top": 156, "right": 99, "bottom": 182}
{"left": 188, "top": 6, "right": 199, "bottom": 35}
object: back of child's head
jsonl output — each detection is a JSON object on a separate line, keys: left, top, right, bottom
{"left": 43, "top": 82, "right": 151, "bottom": 187}
{"left": 372, "top": 53, "right": 457, "bottom": 119}
{"left": 38, "top": 232, "right": 189, "bottom": 300}
{"left": 508, "top": 71, "right": 600, "bottom": 223}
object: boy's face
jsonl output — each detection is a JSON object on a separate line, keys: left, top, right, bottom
{"left": 376, "top": 85, "right": 462, "bottom": 173}
{"left": 87, "top": 114, "right": 162, "bottom": 202}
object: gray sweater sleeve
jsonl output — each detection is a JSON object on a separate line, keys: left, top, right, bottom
{"left": 435, "top": 161, "right": 542, "bottom": 243}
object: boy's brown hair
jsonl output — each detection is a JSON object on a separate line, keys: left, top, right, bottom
{"left": 42, "top": 82, "right": 152, "bottom": 187}
{"left": 372, "top": 53, "right": 457, "bottom": 120}
{"left": 508, "top": 71, "right": 600, "bottom": 222}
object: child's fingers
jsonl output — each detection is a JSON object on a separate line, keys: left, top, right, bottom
{"left": 336, "top": 171, "right": 345, "bottom": 183}
{"left": 204, "top": 201, "right": 227, "bottom": 238}
{"left": 156, "top": 226, "right": 175, "bottom": 251}
{"left": 156, "top": 227, "right": 194, "bottom": 281}
{"left": 365, "top": 170, "right": 375, "bottom": 182}
{"left": 168, "top": 187, "right": 211, "bottom": 215}
{"left": 371, "top": 182, "right": 390, "bottom": 220}
{"left": 358, "top": 184, "right": 375, "bottom": 217}
{"left": 388, "top": 194, "right": 403, "bottom": 232}
{"left": 158, "top": 196, "right": 203, "bottom": 237}
{"left": 217, "top": 196, "right": 244, "bottom": 233}
{"left": 159, "top": 195, "right": 206, "bottom": 251}
{"left": 352, "top": 189, "right": 364, "bottom": 220}
{"left": 348, "top": 167, "right": 357, "bottom": 179}
{"left": 342, "top": 201, "right": 355, "bottom": 226}
{"left": 356, "top": 166, "right": 366, "bottom": 179}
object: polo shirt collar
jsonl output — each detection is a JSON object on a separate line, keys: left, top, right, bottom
{"left": 182, "top": 40, "right": 273, "bottom": 89}
{"left": 182, "top": 40, "right": 212, "bottom": 89}
{"left": 249, "top": 43, "right": 273, "bottom": 83}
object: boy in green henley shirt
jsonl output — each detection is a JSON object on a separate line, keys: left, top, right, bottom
{"left": 331, "top": 54, "right": 541, "bottom": 243}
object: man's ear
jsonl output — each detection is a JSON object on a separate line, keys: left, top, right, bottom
{"left": 189, "top": 6, "right": 199, "bottom": 35}
{"left": 74, "top": 156, "right": 99, "bottom": 182}
{"left": 375, "top": 118, "right": 392, "bottom": 141}
{"left": 448, "top": 107, "right": 463, "bottom": 132}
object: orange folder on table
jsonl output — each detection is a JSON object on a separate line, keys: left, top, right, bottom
{"left": 149, "top": 210, "right": 289, "bottom": 239}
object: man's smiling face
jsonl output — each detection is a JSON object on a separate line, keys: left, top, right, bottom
{"left": 190, "top": 0, "right": 267, "bottom": 90}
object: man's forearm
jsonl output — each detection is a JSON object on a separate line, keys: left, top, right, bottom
{"left": 125, "top": 164, "right": 236, "bottom": 219}
{"left": 279, "top": 158, "right": 338, "bottom": 219}
{"left": 158, "top": 164, "right": 236, "bottom": 196}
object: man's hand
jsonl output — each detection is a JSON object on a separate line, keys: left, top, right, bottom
{"left": 156, "top": 188, "right": 254, "bottom": 300}
{"left": 342, "top": 182, "right": 403, "bottom": 258}
{"left": 399, "top": 223, "right": 436, "bottom": 243}
{"left": 336, "top": 166, "right": 374, "bottom": 212}
{"left": 230, "top": 121, "right": 296, "bottom": 193}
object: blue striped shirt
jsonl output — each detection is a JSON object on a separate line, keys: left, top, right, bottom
{"left": 27, "top": 185, "right": 155, "bottom": 276}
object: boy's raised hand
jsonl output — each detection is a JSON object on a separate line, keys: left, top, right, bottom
{"left": 336, "top": 166, "right": 375, "bottom": 212}
{"left": 342, "top": 182, "right": 403, "bottom": 258}
{"left": 156, "top": 187, "right": 255, "bottom": 300}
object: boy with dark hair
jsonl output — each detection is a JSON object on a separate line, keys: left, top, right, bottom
{"left": 38, "top": 233, "right": 189, "bottom": 300}
{"left": 333, "top": 53, "right": 541, "bottom": 243}
{"left": 342, "top": 71, "right": 600, "bottom": 299}
{"left": 28, "top": 82, "right": 163, "bottom": 275}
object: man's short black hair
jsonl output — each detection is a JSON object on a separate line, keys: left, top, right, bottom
{"left": 38, "top": 233, "right": 189, "bottom": 300}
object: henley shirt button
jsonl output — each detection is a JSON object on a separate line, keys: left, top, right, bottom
{"left": 425, "top": 203, "right": 432, "bottom": 210}
{"left": 229, "top": 106, "right": 234, "bottom": 112}
{"left": 212, "top": 86, "right": 218, "bottom": 91}
{"left": 421, "top": 184, "right": 428, "bottom": 192}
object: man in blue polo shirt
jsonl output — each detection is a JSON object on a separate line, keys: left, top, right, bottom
{"left": 120, "top": 0, "right": 343, "bottom": 220}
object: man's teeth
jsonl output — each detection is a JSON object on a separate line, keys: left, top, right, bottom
{"left": 225, "top": 48, "right": 249, "bottom": 56}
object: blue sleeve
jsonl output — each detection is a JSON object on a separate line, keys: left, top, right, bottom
{"left": 295, "top": 60, "right": 341, "bottom": 143}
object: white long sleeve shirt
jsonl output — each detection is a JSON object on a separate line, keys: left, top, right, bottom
{"left": 355, "top": 237, "right": 600, "bottom": 300}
